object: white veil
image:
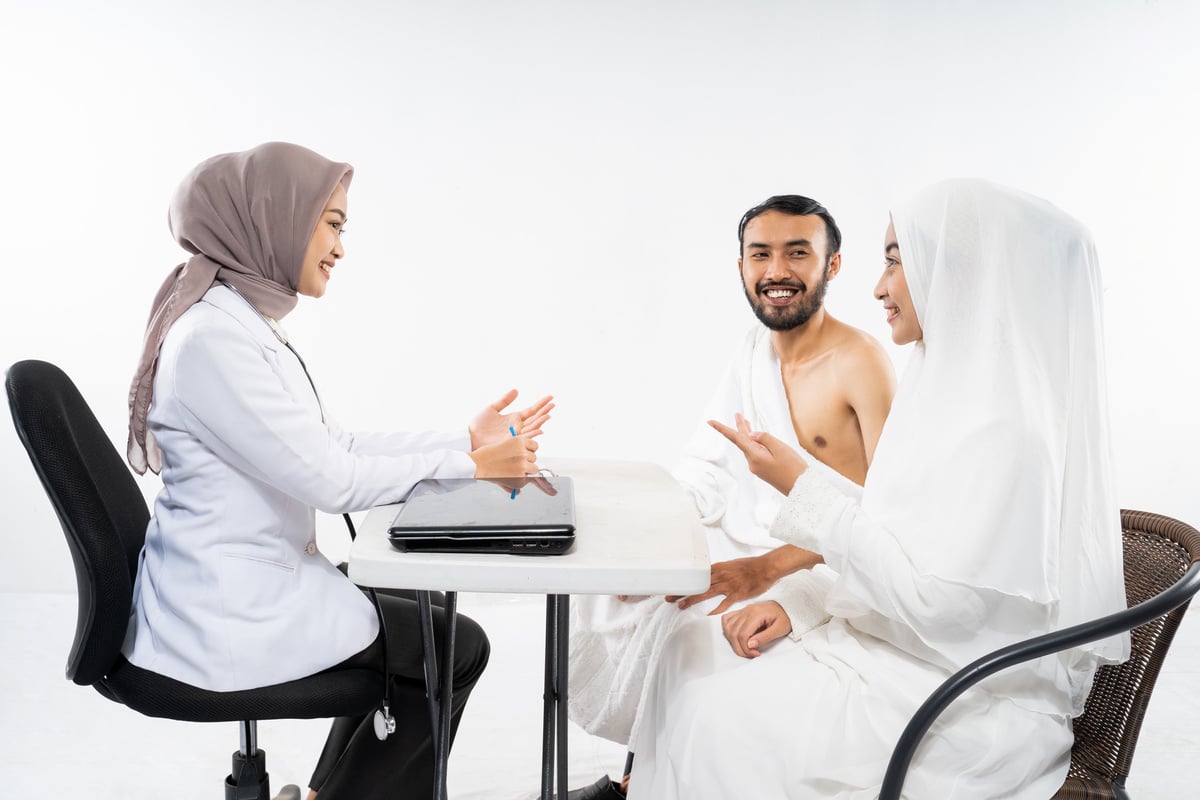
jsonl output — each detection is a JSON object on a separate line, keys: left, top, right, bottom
{"left": 853, "top": 179, "right": 1128, "bottom": 712}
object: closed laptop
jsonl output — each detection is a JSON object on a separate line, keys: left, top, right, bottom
{"left": 387, "top": 476, "right": 575, "bottom": 555}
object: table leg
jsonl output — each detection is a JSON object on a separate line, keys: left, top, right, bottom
{"left": 416, "top": 591, "right": 441, "bottom": 748}
{"left": 417, "top": 590, "right": 455, "bottom": 800}
{"left": 437, "top": 591, "right": 457, "bottom": 800}
{"left": 556, "top": 594, "right": 570, "bottom": 800}
{"left": 540, "top": 595, "right": 558, "bottom": 800}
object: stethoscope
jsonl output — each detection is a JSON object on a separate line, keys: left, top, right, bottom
{"left": 219, "top": 280, "right": 397, "bottom": 741}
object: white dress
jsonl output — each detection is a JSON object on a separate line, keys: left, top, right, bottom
{"left": 628, "top": 475, "right": 1074, "bottom": 800}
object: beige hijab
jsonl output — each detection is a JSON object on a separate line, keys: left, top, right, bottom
{"left": 127, "top": 142, "right": 353, "bottom": 474}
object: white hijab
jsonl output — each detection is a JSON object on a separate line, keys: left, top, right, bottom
{"left": 861, "top": 179, "right": 1128, "bottom": 710}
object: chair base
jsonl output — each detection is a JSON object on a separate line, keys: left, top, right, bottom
{"left": 226, "top": 748, "right": 271, "bottom": 800}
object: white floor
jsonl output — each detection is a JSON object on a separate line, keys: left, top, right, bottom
{"left": 1, "top": 590, "right": 1196, "bottom": 799}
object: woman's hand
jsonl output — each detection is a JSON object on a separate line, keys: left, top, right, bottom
{"left": 709, "top": 412, "right": 807, "bottom": 495}
{"left": 469, "top": 390, "right": 554, "bottom": 449}
{"left": 721, "top": 600, "right": 792, "bottom": 659}
{"left": 469, "top": 435, "right": 539, "bottom": 478}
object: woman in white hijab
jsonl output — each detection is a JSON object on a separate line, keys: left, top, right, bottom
{"left": 626, "top": 179, "right": 1128, "bottom": 799}
{"left": 123, "top": 142, "right": 552, "bottom": 799}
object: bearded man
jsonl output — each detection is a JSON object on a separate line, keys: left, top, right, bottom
{"left": 564, "top": 196, "right": 895, "bottom": 800}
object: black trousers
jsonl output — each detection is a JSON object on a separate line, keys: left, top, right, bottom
{"left": 309, "top": 585, "right": 490, "bottom": 799}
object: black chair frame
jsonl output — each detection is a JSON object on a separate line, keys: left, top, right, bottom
{"left": 880, "top": 511, "right": 1200, "bottom": 800}
{"left": 6, "top": 359, "right": 384, "bottom": 799}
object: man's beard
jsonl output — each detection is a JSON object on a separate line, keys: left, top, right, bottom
{"left": 744, "top": 264, "right": 831, "bottom": 331}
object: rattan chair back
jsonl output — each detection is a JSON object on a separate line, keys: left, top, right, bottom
{"left": 1054, "top": 509, "right": 1200, "bottom": 799}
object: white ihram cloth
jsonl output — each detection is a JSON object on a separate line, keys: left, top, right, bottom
{"left": 568, "top": 326, "right": 862, "bottom": 747}
{"left": 629, "top": 179, "right": 1129, "bottom": 800}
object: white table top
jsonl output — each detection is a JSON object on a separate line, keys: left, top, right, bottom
{"left": 348, "top": 457, "right": 710, "bottom": 595}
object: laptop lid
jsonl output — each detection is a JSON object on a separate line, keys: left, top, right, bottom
{"left": 387, "top": 476, "right": 575, "bottom": 555}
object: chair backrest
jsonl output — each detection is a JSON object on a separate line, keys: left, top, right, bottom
{"left": 5, "top": 360, "right": 150, "bottom": 686}
{"left": 1066, "top": 509, "right": 1200, "bottom": 785}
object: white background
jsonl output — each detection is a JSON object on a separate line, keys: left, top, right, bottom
{"left": 2, "top": 0, "right": 1198, "bottom": 592}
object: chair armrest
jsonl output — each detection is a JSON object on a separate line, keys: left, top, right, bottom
{"left": 879, "top": 561, "right": 1200, "bottom": 800}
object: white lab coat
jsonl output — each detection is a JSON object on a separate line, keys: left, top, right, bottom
{"left": 122, "top": 284, "right": 476, "bottom": 691}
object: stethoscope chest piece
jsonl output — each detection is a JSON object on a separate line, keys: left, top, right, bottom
{"left": 374, "top": 704, "right": 396, "bottom": 741}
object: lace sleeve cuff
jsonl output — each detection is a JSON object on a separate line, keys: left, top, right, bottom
{"left": 768, "top": 468, "right": 847, "bottom": 551}
{"left": 760, "top": 566, "right": 836, "bottom": 642}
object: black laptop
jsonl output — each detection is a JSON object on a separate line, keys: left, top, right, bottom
{"left": 386, "top": 476, "right": 576, "bottom": 555}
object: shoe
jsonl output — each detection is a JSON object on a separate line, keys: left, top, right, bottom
{"left": 558, "top": 774, "right": 626, "bottom": 800}
{"left": 271, "top": 785, "right": 301, "bottom": 800}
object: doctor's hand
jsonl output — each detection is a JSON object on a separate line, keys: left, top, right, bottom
{"left": 469, "top": 390, "right": 555, "bottom": 449}
{"left": 721, "top": 600, "right": 792, "bottom": 659}
{"left": 480, "top": 475, "right": 559, "bottom": 496}
{"left": 470, "top": 435, "right": 539, "bottom": 478}
{"left": 709, "top": 412, "right": 807, "bottom": 495}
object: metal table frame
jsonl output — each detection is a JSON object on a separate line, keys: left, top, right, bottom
{"left": 349, "top": 458, "right": 710, "bottom": 800}
{"left": 417, "top": 591, "right": 569, "bottom": 800}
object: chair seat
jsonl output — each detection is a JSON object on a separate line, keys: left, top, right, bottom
{"left": 98, "top": 656, "right": 384, "bottom": 723}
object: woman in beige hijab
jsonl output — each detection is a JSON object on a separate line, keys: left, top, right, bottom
{"left": 123, "top": 142, "right": 552, "bottom": 798}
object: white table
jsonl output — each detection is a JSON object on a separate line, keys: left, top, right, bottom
{"left": 349, "top": 457, "right": 710, "bottom": 800}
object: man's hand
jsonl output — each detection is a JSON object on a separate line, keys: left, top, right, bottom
{"left": 666, "top": 555, "right": 778, "bottom": 615}
{"left": 709, "top": 412, "right": 807, "bottom": 495}
{"left": 469, "top": 390, "right": 555, "bottom": 449}
{"left": 721, "top": 600, "right": 792, "bottom": 658}
{"left": 469, "top": 435, "right": 539, "bottom": 478}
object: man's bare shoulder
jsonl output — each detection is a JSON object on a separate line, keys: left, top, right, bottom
{"left": 824, "top": 316, "right": 897, "bottom": 385}
{"left": 816, "top": 316, "right": 902, "bottom": 402}
{"left": 816, "top": 317, "right": 896, "bottom": 462}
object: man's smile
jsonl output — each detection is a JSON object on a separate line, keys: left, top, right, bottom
{"left": 759, "top": 282, "right": 803, "bottom": 306}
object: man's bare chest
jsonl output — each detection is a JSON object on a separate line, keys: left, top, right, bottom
{"left": 779, "top": 365, "right": 860, "bottom": 460}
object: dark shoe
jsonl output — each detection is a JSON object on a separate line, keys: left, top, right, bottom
{"left": 271, "top": 785, "right": 301, "bottom": 800}
{"left": 559, "top": 774, "right": 626, "bottom": 800}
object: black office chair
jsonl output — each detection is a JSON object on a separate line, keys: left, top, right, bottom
{"left": 6, "top": 359, "right": 385, "bottom": 800}
{"left": 881, "top": 509, "right": 1200, "bottom": 800}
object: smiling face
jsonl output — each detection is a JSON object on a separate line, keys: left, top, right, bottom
{"left": 874, "top": 217, "right": 922, "bottom": 344}
{"left": 297, "top": 183, "right": 348, "bottom": 298}
{"left": 738, "top": 210, "right": 841, "bottom": 331}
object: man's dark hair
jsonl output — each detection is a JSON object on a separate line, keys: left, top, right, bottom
{"left": 737, "top": 195, "right": 842, "bottom": 260}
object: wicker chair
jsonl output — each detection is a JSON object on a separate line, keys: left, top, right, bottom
{"left": 881, "top": 509, "right": 1200, "bottom": 800}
